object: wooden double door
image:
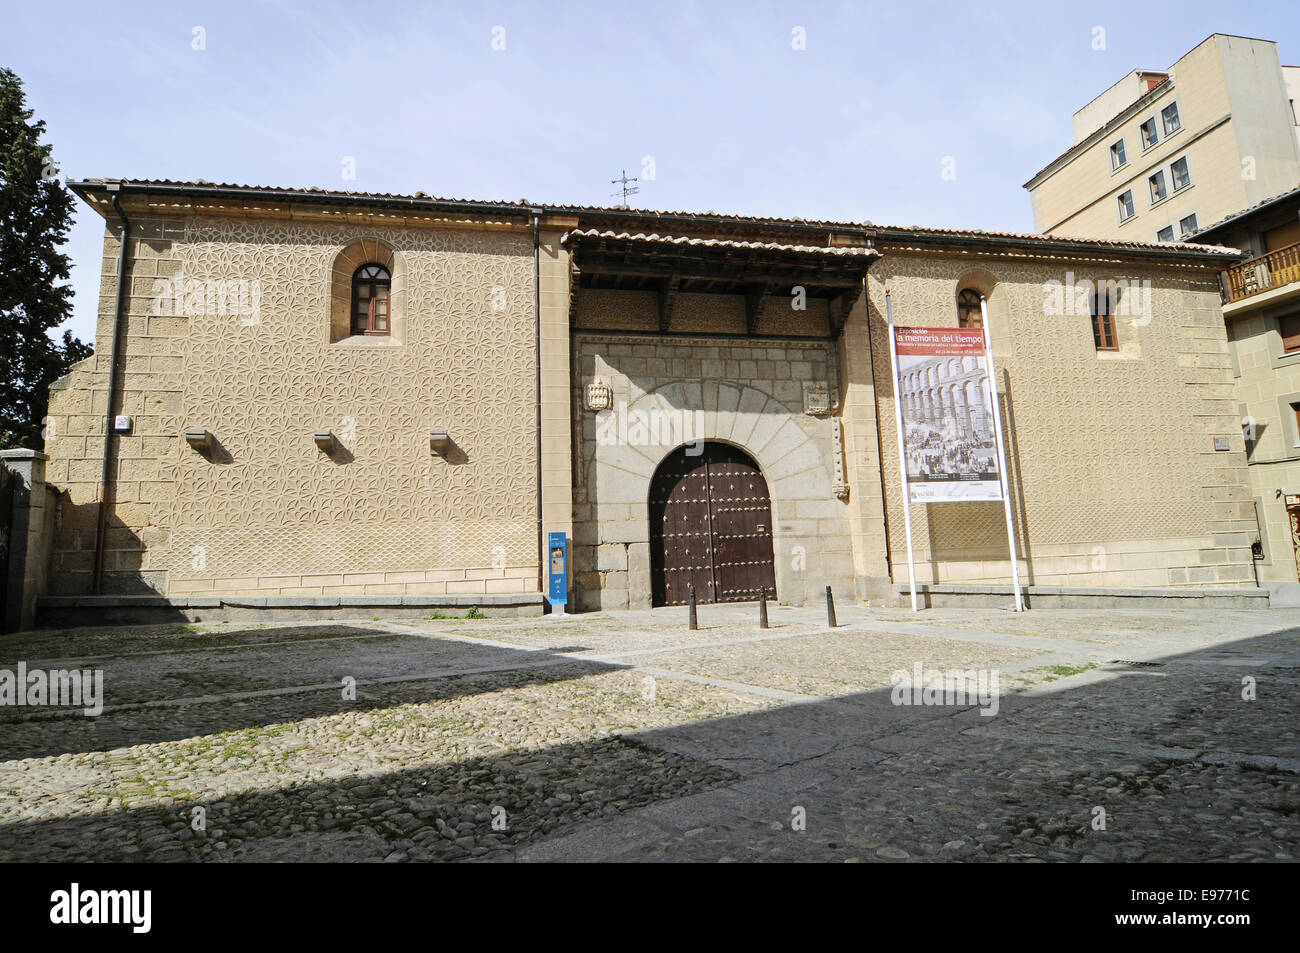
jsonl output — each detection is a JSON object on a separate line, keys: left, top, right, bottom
{"left": 649, "top": 443, "right": 777, "bottom": 607}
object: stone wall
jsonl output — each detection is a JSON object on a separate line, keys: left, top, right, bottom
{"left": 43, "top": 214, "right": 541, "bottom": 598}
{"left": 1222, "top": 299, "right": 1300, "bottom": 593}
{"left": 571, "top": 328, "right": 857, "bottom": 610}
{"left": 41, "top": 196, "right": 1255, "bottom": 614}
{"left": 867, "top": 249, "right": 1256, "bottom": 588}
{"left": 538, "top": 226, "right": 574, "bottom": 602}
{"left": 1, "top": 450, "right": 57, "bottom": 632}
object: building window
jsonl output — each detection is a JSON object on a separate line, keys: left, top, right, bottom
{"left": 1178, "top": 213, "right": 1199, "bottom": 239}
{"left": 1148, "top": 170, "right": 1168, "bottom": 204}
{"left": 1140, "top": 118, "right": 1159, "bottom": 150}
{"left": 1161, "top": 102, "right": 1181, "bottom": 135}
{"left": 1292, "top": 403, "right": 1300, "bottom": 445}
{"left": 352, "top": 264, "right": 391, "bottom": 335}
{"left": 1279, "top": 313, "right": 1300, "bottom": 353}
{"left": 1117, "top": 190, "right": 1136, "bottom": 222}
{"left": 1091, "top": 289, "right": 1119, "bottom": 351}
{"left": 1109, "top": 139, "right": 1127, "bottom": 171}
{"left": 1170, "top": 156, "right": 1191, "bottom": 192}
{"left": 1156, "top": 225, "right": 1175, "bottom": 243}
{"left": 957, "top": 288, "right": 983, "bottom": 328}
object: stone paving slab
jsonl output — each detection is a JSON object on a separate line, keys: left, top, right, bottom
{"left": 1, "top": 629, "right": 587, "bottom": 714}
{"left": 590, "top": 746, "right": 1297, "bottom": 863}
{"left": 1, "top": 603, "right": 1298, "bottom": 862}
{"left": 0, "top": 664, "right": 773, "bottom": 862}
{"left": 5, "top": 621, "right": 385, "bottom": 662}
{"left": 635, "top": 629, "right": 1038, "bottom": 699}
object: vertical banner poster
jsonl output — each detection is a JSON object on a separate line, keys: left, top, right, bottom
{"left": 892, "top": 326, "right": 1003, "bottom": 503}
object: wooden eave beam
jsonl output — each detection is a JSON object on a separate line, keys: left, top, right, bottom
{"left": 829, "top": 287, "right": 863, "bottom": 337}
{"left": 658, "top": 275, "right": 681, "bottom": 333}
{"left": 745, "top": 283, "right": 775, "bottom": 335}
{"left": 573, "top": 261, "right": 866, "bottom": 289}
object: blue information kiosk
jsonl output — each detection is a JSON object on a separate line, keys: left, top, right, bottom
{"left": 547, "top": 531, "right": 568, "bottom": 615}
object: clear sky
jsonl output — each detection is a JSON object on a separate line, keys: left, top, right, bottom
{"left": 3, "top": 0, "right": 1298, "bottom": 345}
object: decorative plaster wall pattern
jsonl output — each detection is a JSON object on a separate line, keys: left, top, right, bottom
{"left": 866, "top": 250, "right": 1253, "bottom": 584}
{"left": 51, "top": 215, "right": 540, "bottom": 589}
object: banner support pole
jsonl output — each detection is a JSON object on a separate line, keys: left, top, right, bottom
{"left": 980, "top": 297, "right": 1025, "bottom": 612}
{"left": 885, "top": 291, "right": 919, "bottom": 612}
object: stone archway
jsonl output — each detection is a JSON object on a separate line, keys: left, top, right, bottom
{"left": 648, "top": 442, "right": 776, "bottom": 606}
{"left": 576, "top": 377, "right": 850, "bottom": 610}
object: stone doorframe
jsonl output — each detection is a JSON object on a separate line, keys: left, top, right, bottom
{"left": 580, "top": 379, "right": 849, "bottom": 609}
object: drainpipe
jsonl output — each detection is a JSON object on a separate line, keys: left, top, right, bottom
{"left": 92, "top": 185, "right": 131, "bottom": 594}
{"left": 532, "top": 209, "right": 544, "bottom": 598}
{"left": 861, "top": 271, "right": 894, "bottom": 584}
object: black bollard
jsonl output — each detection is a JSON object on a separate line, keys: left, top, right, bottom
{"left": 825, "top": 585, "right": 837, "bottom": 628}
{"left": 688, "top": 584, "right": 698, "bottom": 631}
{"left": 759, "top": 587, "right": 768, "bottom": 629}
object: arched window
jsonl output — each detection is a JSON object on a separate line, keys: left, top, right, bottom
{"left": 1090, "top": 286, "right": 1120, "bottom": 351}
{"left": 352, "top": 264, "right": 391, "bottom": 335}
{"left": 957, "top": 289, "right": 983, "bottom": 328}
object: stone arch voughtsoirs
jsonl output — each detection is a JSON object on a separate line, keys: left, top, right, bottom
{"left": 329, "top": 238, "right": 407, "bottom": 343}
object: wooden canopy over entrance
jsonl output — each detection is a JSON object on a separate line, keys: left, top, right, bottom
{"left": 562, "top": 229, "right": 878, "bottom": 336}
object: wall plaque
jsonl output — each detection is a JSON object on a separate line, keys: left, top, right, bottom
{"left": 803, "top": 381, "right": 830, "bottom": 416}
{"left": 585, "top": 378, "right": 612, "bottom": 412}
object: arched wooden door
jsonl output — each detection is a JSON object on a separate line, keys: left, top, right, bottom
{"left": 649, "top": 443, "right": 777, "bottom": 606}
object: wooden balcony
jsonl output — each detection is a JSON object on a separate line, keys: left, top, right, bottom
{"left": 1220, "top": 241, "right": 1300, "bottom": 304}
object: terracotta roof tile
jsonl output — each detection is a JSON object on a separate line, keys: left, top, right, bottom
{"left": 1190, "top": 184, "right": 1300, "bottom": 237}
{"left": 875, "top": 222, "right": 1242, "bottom": 256}
{"left": 561, "top": 229, "right": 880, "bottom": 256}
{"left": 68, "top": 178, "right": 1243, "bottom": 258}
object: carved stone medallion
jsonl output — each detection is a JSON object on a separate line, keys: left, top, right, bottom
{"left": 585, "top": 377, "right": 613, "bottom": 412}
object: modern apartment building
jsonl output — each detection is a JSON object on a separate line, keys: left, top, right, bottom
{"left": 1196, "top": 186, "right": 1300, "bottom": 599}
{"left": 1024, "top": 34, "right": 1300, "bottom": 243}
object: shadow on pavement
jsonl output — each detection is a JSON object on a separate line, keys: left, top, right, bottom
{"left": 0, "top": 620, "right": 1297, "bottom": 862}
{"left": 0, "top": 625, "right": 625, "bottom": 759}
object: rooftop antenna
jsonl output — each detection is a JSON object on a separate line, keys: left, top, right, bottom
{"left": 610, "top": 169, "right": 639, "bottom": 208}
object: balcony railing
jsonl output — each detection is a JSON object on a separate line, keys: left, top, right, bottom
{"left": 1220, "top": 241, "right": 1300, "bottom": 304}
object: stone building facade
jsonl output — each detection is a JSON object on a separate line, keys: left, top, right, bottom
{"left": 45, "top": 193, "right": 540, "bottom": 607}
{"left": 24, "top": 179, "right": 1262, "bottom": 624}
{"left": 1193, "top": 185, "right": 1300, "bottom": 602}
{"left": 866, "top": 232, "right": 1257, "bottom": 593}
{"left": 571, "top": 331, "right": 854, "bottom": 609}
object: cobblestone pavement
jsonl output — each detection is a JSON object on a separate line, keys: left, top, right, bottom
{"left": 0, "top": 603, "right": 1297, "bottom": 862}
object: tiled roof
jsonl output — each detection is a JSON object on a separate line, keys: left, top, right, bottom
{"left": 561, "top": 229, "right": 881, "bottom": 256}
{"left": 1190, "top": 184, "right": 1300, "bottom": 237}
{"left": 873, "top": 222, "right": 1243, "bottom": 256}
{"left": 552, "top": 206, "right": 865, "bottom": 229}
{"left": 71, "top": 177, "right": 536, "bottom": 209}
{"left": 68, "top": 178, "right": 1243, "bottom": 258}
{"left": 70, "top": 179, "right": 872, "bottom": 231}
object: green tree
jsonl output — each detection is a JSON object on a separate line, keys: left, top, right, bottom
{"left": 0, "top": 66, "right": 91, "bottom": 450}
